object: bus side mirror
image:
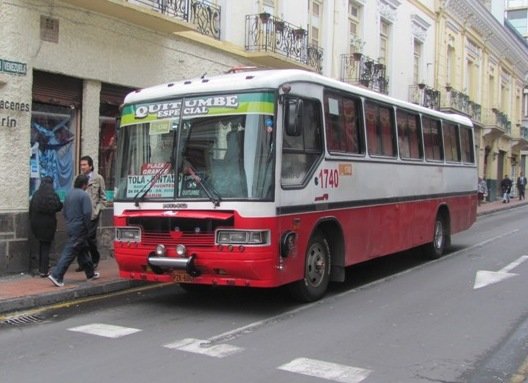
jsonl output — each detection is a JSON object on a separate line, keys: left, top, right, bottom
{"left": 285, "top": 98, "right": 303, "bottom": 137}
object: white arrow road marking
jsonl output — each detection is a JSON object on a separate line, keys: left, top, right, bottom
{"left": 68, "top": 323, "right": 141, "bottom": 338}
{"left": 278, "top": 357, "right": 372, "bottom": 383}
{"left": 473, "top": 255, "right": 528, "bottom": 289}
{"left": 164, "top": 338, "right": 243, "bottom": 358}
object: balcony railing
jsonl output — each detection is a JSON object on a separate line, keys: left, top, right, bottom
{"left": 245, "top": 13, "right": 323, "bottom": 73}
{"left": 467, "top": 100, "right": 482, "bottom": 123}
{"left": 408, "top": 84, "right": 441, "bottom": 110}
{"left": 340, "top": 53, "right": 388, "bottom": 95}
{"left": 129, "top": 0, "right": 221, "bottom": 39}
{"left": 440, "top": 86, "right": 481, "bottom": 123}
{"left": 482, "top": 108, "right": 511, "bottom": 135}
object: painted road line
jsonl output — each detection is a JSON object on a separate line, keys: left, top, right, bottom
{"left": 68, "top": 323, "right": 142, "bottom": 338}
{"left": 474, "top": 255, "right": 528, "bottom": 289}
{"left": 164, "top": 338, "right": 243, "bottom": 358}
{"left": 278, "top": 357, "right": 372, "bottom": 383}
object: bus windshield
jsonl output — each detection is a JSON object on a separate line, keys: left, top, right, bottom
{"left": 115, "top": 92, "right": 276, "bottom": 202}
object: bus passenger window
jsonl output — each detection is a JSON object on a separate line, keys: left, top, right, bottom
{"left": 460, "top": 126, "right": 474, "bottom": 163}
{"left": 366, "top": 101, "right": 396, "bottom": 157}
{"left": 423, "top": 117, "right": 443, "bottom": 161}
{"left": 397, "top": 110, "right": 422, "bottom": 160}
{"left": 443, "top": 122, "right": 460, "bottom": 162}
{"left": 324, "top": 92, "right": 363, "bottom": 154}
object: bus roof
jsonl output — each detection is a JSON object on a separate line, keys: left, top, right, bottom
{"left": 124, "top": 69, "right": 473, "bottom": 126}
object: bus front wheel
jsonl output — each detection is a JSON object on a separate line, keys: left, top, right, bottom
{"left": 423, "top": 214, "right": 449, "bottom": 259}
{"left": 289, "top": 233, "right": 331, "bottom": 302}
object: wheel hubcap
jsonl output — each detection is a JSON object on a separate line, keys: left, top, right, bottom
{"left": 434, "top": 220, "right": 444, "bottom": 249}
{"left": 306, "top": 243, "right": 326, "bottom": 287}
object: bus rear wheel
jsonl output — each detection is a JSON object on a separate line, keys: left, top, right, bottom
{"left": 289, "top": 233, "right": 331, "bottom": 302}
{"left": 423, "top": 214, "right": 449, "bottom": 259}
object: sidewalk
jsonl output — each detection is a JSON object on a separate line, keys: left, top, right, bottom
{"left": 0, "top": 257, "right": 144, "bottom": 316}
{"left": 1, "top": 197, "right": 527, "bottom": 317}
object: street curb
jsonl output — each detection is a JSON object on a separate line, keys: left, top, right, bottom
{"left": 0, "top": 280, "right": 146, "bottom": 315}
{"left": 477, "top": 202, "right": 528, "bottom": 217}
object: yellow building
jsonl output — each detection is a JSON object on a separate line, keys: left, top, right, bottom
{"left": 435, "top": 0, "right": 528, "bottom": 200}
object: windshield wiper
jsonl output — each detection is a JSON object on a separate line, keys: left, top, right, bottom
{"left": 185, "top": 171, "right": 221, "bottom": 207}
{"left": 133, "top": 161, "right": 172, "bottom": 207}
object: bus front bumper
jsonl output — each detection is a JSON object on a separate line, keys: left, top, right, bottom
{"left": 147, "top": 252, "right": 201, "bottom": 277}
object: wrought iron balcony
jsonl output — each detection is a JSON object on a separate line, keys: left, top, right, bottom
{"left": 408, "top": 84, "right": 441, "bottom": 110}
{"left": 467, "top": 100, "right": 482, "bottom": 123}
{"left": 482, "top": 107, "right": 511, "bottom": 136}
{"left": 440, "top": 86, "right": 482, "bottom": 123}
{"left": 130, "top": 0, "right": 221, "bottom": 39}
{"left": 245, "top": 13, "right": 323, "bottom": 73}
{"left": 340, "top": 54, "right": 388, "bottom": 95}
{"left": 442, "top": 87, "right": 470, "bottom": 113}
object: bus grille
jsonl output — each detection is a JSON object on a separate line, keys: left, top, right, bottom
{"left": 141, "top": 232, "right": 215, "bottom": 247}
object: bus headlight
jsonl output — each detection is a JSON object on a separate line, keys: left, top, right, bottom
{"left": 215, "top": 230, "right": 270, "bottom": 245}
{"left": 176, "top": 244, "right": 187, "bottom": 256}
{"left": 155, "top": 244, "right": 166, "bottom": 257}
{"left": 115, "top": 227, "right": 141, "bottom": 242}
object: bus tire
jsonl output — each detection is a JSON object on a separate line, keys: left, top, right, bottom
{"left": 423, "top": 214, "right": 449, "bottom": 259}
{"left": 288, "top": 232, "right": 331, "bottom": 302}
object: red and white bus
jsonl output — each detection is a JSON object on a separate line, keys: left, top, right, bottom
{"left": 113, "top": 69, "right": 477, "bottom": 301}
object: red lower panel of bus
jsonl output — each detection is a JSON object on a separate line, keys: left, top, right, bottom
{"left": 114, "top": 194, "right": 477, "bottom": 288}
{"left": 115, "top": 249, "right": 280, "bottom": 287}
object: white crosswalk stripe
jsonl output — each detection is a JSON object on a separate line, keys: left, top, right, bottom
{"left": 68, "top": 323, "right": 142, "bottom": 338}
{"left": 278, "top": 357, "right": 372, "bottom": 383}
{"left": 164, "top": 338, "right": 244, "bottom": 358}
{"left": 65, "top": 324, "right": 373, "bottom": 380}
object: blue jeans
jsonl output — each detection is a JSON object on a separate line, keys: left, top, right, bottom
{"left": 51, "top": 233, "right": 95, "bottom": 282}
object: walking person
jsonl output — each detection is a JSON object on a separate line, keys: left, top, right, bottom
{"left": 29, "top": 176, "right": 63, "bottom": 277}
{"left": 48, "top": 175, "right": 100, "bottom": 287}
{"left": 517, "top": 172, "right": 527, "bottom": 200}
{"left": 75, "top": 155, "right": 106, "bottom": 271}
{"left": 477, "top": 177, "right": 488, "bottom": 207}
{"left": 500, "top": 174, "right": 513, "bottom": 203}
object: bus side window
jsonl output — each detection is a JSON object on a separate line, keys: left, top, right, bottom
{"left": 281, "top": 98, "right": 323, "bottom": 187}
{"left": 365, "top": 102, "right": 379, "bottom": 155}
{"left": 366, "top": 100, "right": 396, "bottom": 157}
{"left": 397, "top": 110, "right": 410, "bottom": 158}
{"left": 408, "top": 113, "right": 423, "bottom": 159}
{"left": 443, "top": 122, "right": 461, "bottom": 162}
{"left": 397, "top": 109, "right": 422, "bottom": 160}
{"left": 324, "top": 91, "right": 363, "bottom": 155}
{"left": 423, "top": 116, "right": 443, "bottom": 161}
{"left": 460, "top": 126, "right": 474, "bottom": 163}
{"left": 343, "top": 97, "right": 362, "bottom": 154}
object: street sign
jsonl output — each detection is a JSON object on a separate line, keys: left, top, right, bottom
{"left": 0, "top": 59, "right": 27, "bottom": 75}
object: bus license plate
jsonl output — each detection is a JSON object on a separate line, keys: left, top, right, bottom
{"left": 173, "top": 271, "right": 193, "bottom": 283}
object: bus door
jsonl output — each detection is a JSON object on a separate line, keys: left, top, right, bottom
{"left": 278, "top": 84, "right": 325, "bottom": 262}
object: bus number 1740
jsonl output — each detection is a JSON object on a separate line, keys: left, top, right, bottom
{"left": 318, "top": 168, "right": 339, "bottom": 189}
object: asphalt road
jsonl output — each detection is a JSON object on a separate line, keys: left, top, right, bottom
{"left": 1, "top": 206, "right": 528, "bottom": 383}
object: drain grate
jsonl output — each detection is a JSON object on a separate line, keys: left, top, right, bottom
{"left": 2, "top": 314, "right": 44, "bottom": 326}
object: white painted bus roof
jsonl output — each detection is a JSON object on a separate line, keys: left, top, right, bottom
{"left": 124, "top": 69, "right": 473, "bottom": 126}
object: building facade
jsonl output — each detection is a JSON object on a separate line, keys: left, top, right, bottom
{"left": 0, "top": 0, "right": 527, "bottom": 275}
{"left": 434, "top": 0, "right": 528, "bottom": 198}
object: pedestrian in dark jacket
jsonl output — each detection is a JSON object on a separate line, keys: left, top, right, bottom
{"left": 29, "top": 176, "right": 63, "bottom": 277}
{"left": 501, "top": 175, "right": 513, "bottom": 203}
{"left": 48, "top": 175, "right": 100, "bottom": 287}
